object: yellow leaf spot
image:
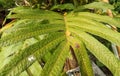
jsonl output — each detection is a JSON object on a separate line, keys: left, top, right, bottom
{"left": 66, "top": 30, "right": 71, "bottom": 36}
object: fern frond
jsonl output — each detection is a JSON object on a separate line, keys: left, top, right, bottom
{"left": 66, "top": 12, "right": 120, "bottom": 46}
{"left": 68, "top": 37, "right": 93, "bottom": 76}
{"left": 67, "top": 16, "right": 109, "bottom": 29}
{"left": 3, "top": 20, "right": 63, "bottom": 35}
{"left": 83, "top": 2, "right": 114, "bottom": 10}
{"left": 7, "top": 7, "right": 63, "bottom": 20}
{"left": 3, "top": 19, "right": 49, "bottom": 33}
{"left": 0, "top": 24, "right": 65, "bottom": 47}
{"left": 68, "top": 23, "right": 120, "bottom": 46}
{"left": 68, "top": 12, "right": 120, "bottom": 28}
{"left": 70, "top": 28, "right": 120, "bottom": 75}
{"left": 51, "top": 3, "right": 75, "bottom": 10}
{"left": 40, "top": 41, "right": 69, "bottom": 76}
{"left": 75, "top": 1, "right": 114, "bottom": 11}
{"left": 0, "top": 33, "right": 65, "bottom": 76}
{"left": 1, "top": 5, "right": 120, "bottom": 76}
{"left": 0, "top": 42, "right": 23, "bottom": 70}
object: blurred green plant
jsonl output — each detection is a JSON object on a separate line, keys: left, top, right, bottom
{"left": 0, "top": 0, "right": 120, "bottom": 76}
{"left": 0, "top": 0, "right": 15, "bottom": 8}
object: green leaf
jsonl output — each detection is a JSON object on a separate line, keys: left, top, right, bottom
{"left": 67, "top": 15, "right": 109, "bottom": 29}
{"left": 66, "top": 12, "right": 120, "bottom": 46}
{"left": 3, "top": 19, "right": 49, "bottom": 33}
{"left": 0, "top": 42, "right": 23, "bottom": 69}
{"left": 51, "top": 3, "right": 75, "bottom": 10}
{"left": 75, "top": 2, "right": 114, "bottom": 11}
{"left": 40, "top": 41, "right": 69, "bottom": 76}
{"left": 70, "top": 29, "right": 120, "bottom": 75}
{"left": 0, "top": 33, "right": 65, "bottom": 76}
{"left": 69, "top": 12, "right": 120, "bottom": 28}
{"left": 7, "top": 6, "right": 63, "bottom": 21}
{"left": 69, "top": 22, "right": 120, "bottom": 46}
{"left": 0, "top": 24, "right": 65, "bottom": 47}
{"left": 68, "top": 36, "right": 93, "bottom": 76}
{"left": 1, "top": 6, "right": 120, "bottom": 76}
